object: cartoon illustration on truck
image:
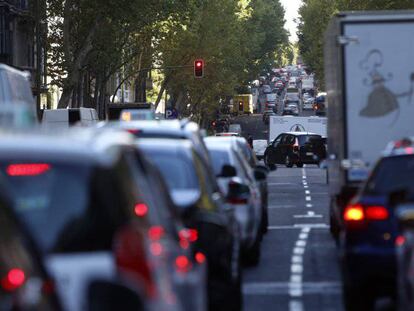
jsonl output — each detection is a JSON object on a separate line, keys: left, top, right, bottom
{"left": 359, "top": 49, "right": 414, "bottom": 120}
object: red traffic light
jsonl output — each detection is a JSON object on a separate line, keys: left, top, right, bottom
{"left": 194, "top": 59, "right": 204, "bottom": 78}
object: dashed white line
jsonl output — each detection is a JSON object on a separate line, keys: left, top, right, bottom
{"left": 306, "top": 204, "right": 313, "bottom": 208}
{"left": 305, "top": 196, "right": 311, "bottom": 201}
{"left": 305, "top": 190, "right": 310, "bottom": 195}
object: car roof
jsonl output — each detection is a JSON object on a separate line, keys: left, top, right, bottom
{"left": 136, "top": 138, "right": 194, "bottom": 156}
{"left": 282, "top": 131, "right": 320, "bottom": 136}
{"left": 0, "top": 128, "right": 134, "bottom": 166}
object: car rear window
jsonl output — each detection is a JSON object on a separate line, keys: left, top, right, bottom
{"left": 145, "top": 153, "right": 199, "bottom": 191}
{"left": 364, "top": 155, "right": 414, "bottom": 196}
{"left": 208, "top": 149, "right": 231, "bottom": 176}
{"left": 1, "top": 162, "right": 130, "bottom": 254}
{"left": 298, "top": 135, "right": 322, "bottom": 145}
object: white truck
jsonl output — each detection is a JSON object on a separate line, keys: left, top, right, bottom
{"left": 324, "top": 12, "right": 414, "bottom": 235}
{"left": 269, "top": 116, "right": 327, "bottom": 142}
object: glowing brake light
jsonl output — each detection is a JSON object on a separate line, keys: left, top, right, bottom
{"left": 179, "top": 228, "right": 198, "bottom": 243}
{"left": 6, "top": 164, "right": 50, "bottom": 176}
{"left": 195, "top": 252, "right": 206, "bottom": 264}
{"left": 134, "top": 203, "right": 148, "bottom": 217}
{"left": 365, "top": 206, "right": 389, "bottom": 220}
{"left": 396, "top": 235, "right": 406, "bottom": 246}
{"left": 344, "top": 204, "right": 389, "bottom": 223}
{"left": 175, "top": 255, "right": 191, "bottom": 273}
{"left": 344, "top": 204, "right": 364, "bottom": 221}
{"left": 1, "top": 268, "right": 26, "bottom": 291}
{"left": 148, "top": 226, "right": 165, "bottom": 241}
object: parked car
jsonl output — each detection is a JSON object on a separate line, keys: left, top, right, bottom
{"left": 0, "top": 181, "right": 63, "bottom": 311}
{"left": 42, "top": 108, "right": 99, "bottom": 128}
{"left": 204, "top": 138, "right": 264, "bottom": 265}
{"left": 0, "top": 130, "right": 180, "bottom": 311}
{"left": 337, "top": 139, "right": 414, "bottom": 310}
{"left": 264, "top": 132, "right": 326, "bottom": 168}
{"left": 136, "top": 138, "right": 242, "bottom": 311}
{"left": 215, "top": 132, "right": 241, "bottom": 137}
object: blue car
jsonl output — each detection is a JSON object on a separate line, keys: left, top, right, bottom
{"left": 340, "top": 139, "right": 414, "bottom": 310}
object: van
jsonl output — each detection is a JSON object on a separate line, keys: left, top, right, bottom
{"left": 42, "top": 108, "right": 98, "bottom": 128}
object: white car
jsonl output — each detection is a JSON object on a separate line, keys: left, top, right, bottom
{"left": 303, "top": 98, "right": 315, "bottom": 110}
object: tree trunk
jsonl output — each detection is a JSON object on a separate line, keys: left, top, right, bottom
{"left": 154, "top": 75, "right": 171, "bottom": 110}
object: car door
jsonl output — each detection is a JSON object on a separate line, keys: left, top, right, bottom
{"left": 268, "top": 134, "right": 283, "bottom": 163}
{"left": 279, "top": 135, "right": 294, "bottom": 162}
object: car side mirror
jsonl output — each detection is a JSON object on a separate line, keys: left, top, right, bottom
{"left": 254, "top": 169, "right": 267, "bottom": 181}
{"left": 219, "top": 165, "right": 237, "bottom": 178}
{"left": 396, "top": 204, "right": 414, "bottom": 229}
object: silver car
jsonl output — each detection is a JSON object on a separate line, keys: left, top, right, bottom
{"left": 204, "top": 137, "right": 265, "bottom": 265}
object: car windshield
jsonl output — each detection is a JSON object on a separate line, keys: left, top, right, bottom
{"left": 147, "top": 153, "right": 199, "bottom": 191}
{"left": 1, "top": 162, "right": 93, "bottom": 253}
{"left": 364, "top": 155, "right": 414, "bottom": 196}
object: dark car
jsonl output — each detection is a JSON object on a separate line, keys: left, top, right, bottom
{"left": 137, "top": 139, "right": 242, "bottom": 311}
{"left": 336, "top": 140, "right": 414, "bottom": 310}
{"left": 264, "top": 132, "right": 326, "bottom": 168}
{"left": 0, "top": 130, "right": 178, "bottom": 311}
{"left": 0, "top": 182, "right": 62, "bottom": 311}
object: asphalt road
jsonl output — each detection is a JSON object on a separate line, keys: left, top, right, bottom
{"left": 236, "top": 114, "right": 344, "bottom": 311}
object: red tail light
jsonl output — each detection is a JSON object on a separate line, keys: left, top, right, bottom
{"left": 195, "top": 252, "right": 206, "bottom": 264}
{"left": 179, "top": 228, "right": 198, "bottom": 243}
{"left": 114, "top": 227, "right": 155, "bottom": 297}
{"left": 148, "top": 226, "right": 165, "bottom": 241}
{"left": 344, "top": 204, "right": 389, "bottom": 223}
{"left": 293, "top": 138, "right": 299, "bottom": 152}
{"left": 134, "top": 203, "right": 148, "bottom": 217}
{"left": 1, "top": 268, "right": 26, "bottom": 291}
{"left": 175, "top": 255, "right": 191, "bottom": 273}
{"left": 126, "top": 129, "right": 141, "bottom": 135}
{"left": 6, "top": 164, "right": 50, "bottom": 176}
{"left": 396, "top": 235, "right": 406, "bottom": 246}
{"left": 344, "top": 204, "right": 364, "bottom": 222}
{"left": 365, "top": 206, "right": 389, "bottom": 220}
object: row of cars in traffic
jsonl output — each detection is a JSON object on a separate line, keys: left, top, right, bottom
{"left": 0, "top": 118, "right": 270, "bottom": 311}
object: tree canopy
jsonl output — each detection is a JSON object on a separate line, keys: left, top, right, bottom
{"left": 297, "top": 0, "right": 414, "bottom": 88}
{"left": 46, "top": 0, "right": 289, "bottom": 121}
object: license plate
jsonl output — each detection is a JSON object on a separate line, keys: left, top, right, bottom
{"left": 306, "top": 152, "right": 313, "bottom": 156}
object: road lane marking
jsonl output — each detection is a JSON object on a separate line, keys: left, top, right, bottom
{"left": 268, "top": 205, "right": 297, "bottom": 209}
{"left": 268, "top": 224, "right": 329, "bottom": 230}
{"left": 243, "top": 281, "right": 342, "bottom": 295}
{"left": 305, "top": 196, "right": 311, "bottom": 201}
{"left": 292, "top": 255, "right": 303, "bottom": 264}
{"left": 293, "top": 247, "right": 305, "bottom": 255}
{"left": 290, "top": 300, "right": 304, "bottom": 311}
{"left": 296, "top": 240, "right": 307, "bottom": 247}
{"left": 306, "top": 204, "right": 313, "bottom": 208}
{"left": 305, "top": 190, "right": 310, "bottom": 195}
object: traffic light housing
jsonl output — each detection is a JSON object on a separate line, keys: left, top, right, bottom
{"left": 194, "top": 59, "right": 204, "bottom": 78}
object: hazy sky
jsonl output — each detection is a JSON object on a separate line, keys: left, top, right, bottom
{"left": 280, "top": 0, "right": 302, "bottom": 42}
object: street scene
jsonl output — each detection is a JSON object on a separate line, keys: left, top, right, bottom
{"left": 3, "top": 0, "right": 414, "bottom": 311}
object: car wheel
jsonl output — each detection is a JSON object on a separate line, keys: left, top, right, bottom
{"left": 296, "top": 162, "right": 304, "bottom": 168}
{"left": 285, "top": 155, "right": 293, "bottom": 168}
{"left": 264, "top": 153, "right": 272, "bottom": 166}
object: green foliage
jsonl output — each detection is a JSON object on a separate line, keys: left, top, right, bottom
{"left": 297, "top": 0, "right": 414, "bottom": 88}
